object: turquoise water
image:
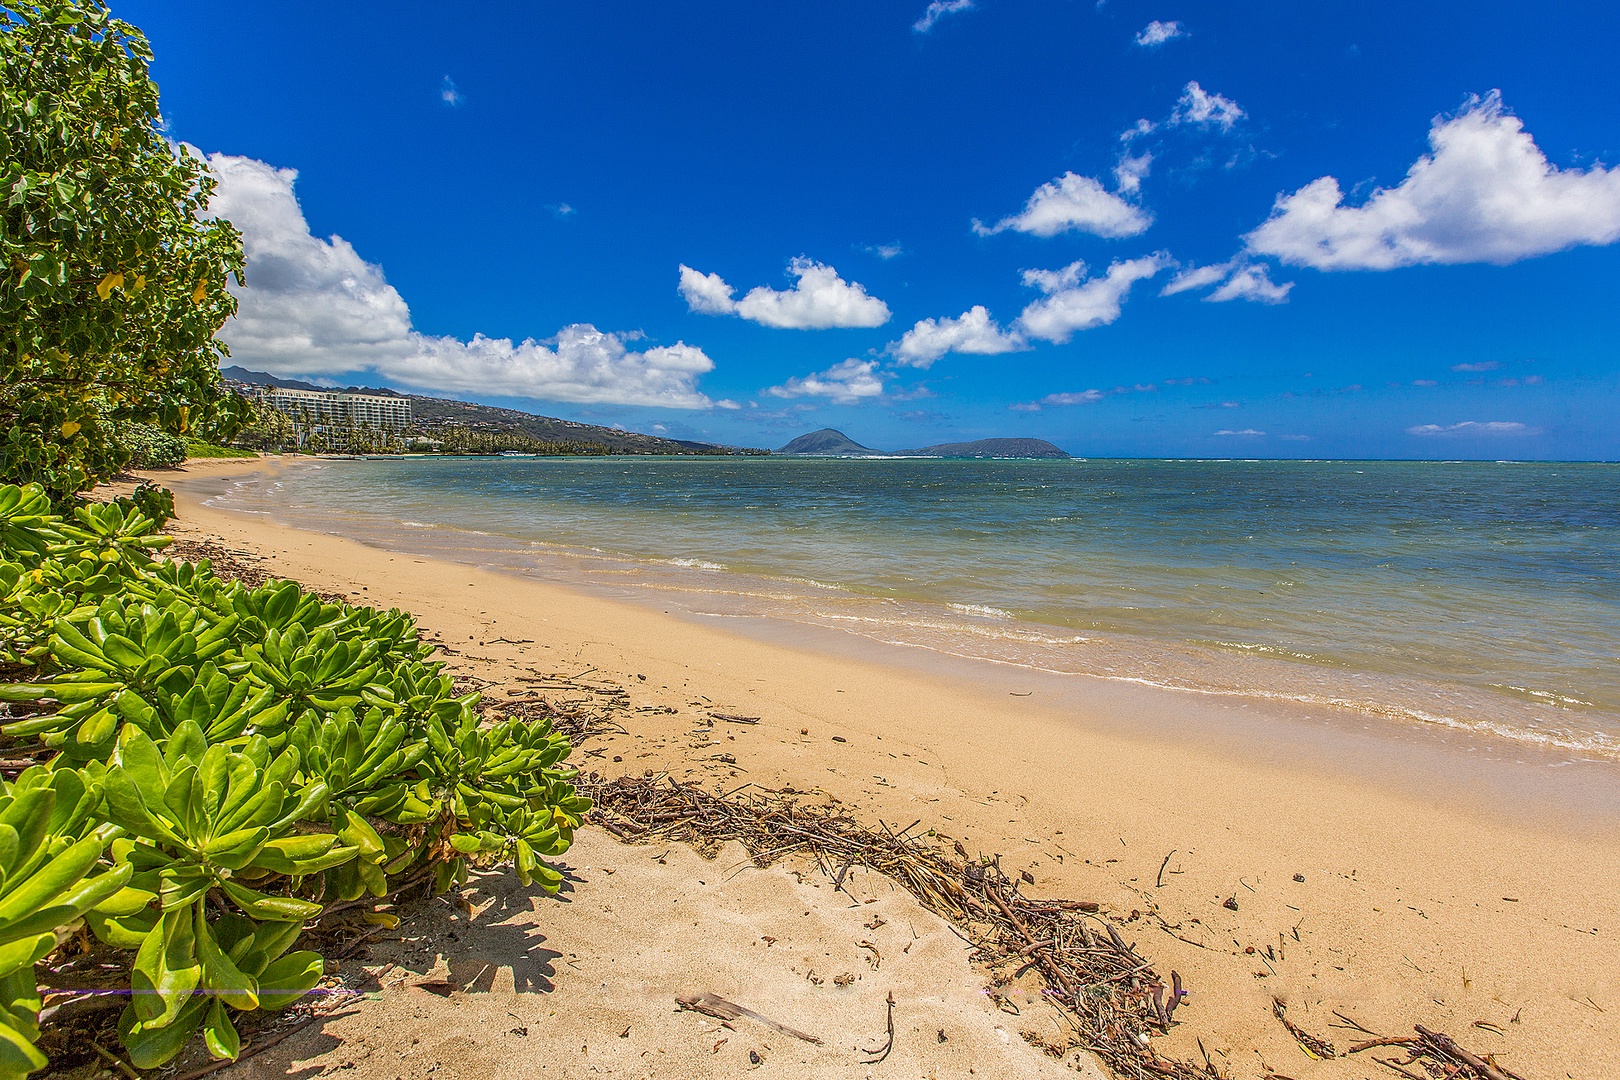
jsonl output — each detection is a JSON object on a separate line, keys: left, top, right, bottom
{"left": 221, "top": 456, "right": 1620, "bottom": 760}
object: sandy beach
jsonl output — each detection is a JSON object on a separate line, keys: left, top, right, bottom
{"left": 145, "top": 457, "right": 1620, "bottom": 1080}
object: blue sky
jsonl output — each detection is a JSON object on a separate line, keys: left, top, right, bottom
{"left": 125, "top": 0, "right": 1620, "bottom": 458}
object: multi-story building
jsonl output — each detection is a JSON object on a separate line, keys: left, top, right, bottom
{"left": 244, "top": 386, "right": 412, "bottom": 429}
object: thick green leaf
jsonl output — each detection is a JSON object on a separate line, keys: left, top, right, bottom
{"left": 193, "top": 903, "right": 256, "bottom": 1010}
{"left": 202, "top": 998, "right": 240, "bottom": 1060}
{"left": 255, "top": 950, "right": 324, "bottom": 1010}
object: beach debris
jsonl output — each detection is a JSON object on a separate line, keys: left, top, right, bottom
{"left": 675, "top": 992, "right": 823, "bottom": 1045}
{"left": 860, "top": 992, "right": 897, "bottom": 1064}
{"left": 857, "top": 940, "right": 882, "bottom": 969}
{"left": 714, "top": 712, "right": 761, "bottom": 724}
{"left": 1292, "top": 873, "right": 1305, "bottom": 882}
{"left": 1223, "top": 897, "right": 1239, "bottom": 911}
{"left": 1271, "top": 998, "right": 1335, "bottom": 1059}
{"left": 585, "top": 772, "right": 1218, "bottom": 1078}
{"left": 1157, "top": 850, "right": 1176, "bottom": 888}
{"left": 1340, "top": 1024, "right": 1529, "bottom": 1080}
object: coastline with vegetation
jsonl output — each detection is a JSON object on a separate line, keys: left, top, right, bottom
{"left": 110, "top": 455, "right": 1620, "bottom": 1080}
{"left": 4, "top": 1, "right": 1616, "bottom": 1077}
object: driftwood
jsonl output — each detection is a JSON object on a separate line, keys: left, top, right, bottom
{"left": 584, "top": 772, "right": 1206, "bottom": 1079}
{"left": 1339, "top": 1023, "right": 1530, "bottom": 1080}
{"left": 675, "top": 992, "right": 822, "bottom": 1045}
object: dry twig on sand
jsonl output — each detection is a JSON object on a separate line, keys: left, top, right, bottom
{"left": 583, "top": 772, "right": 1205, "bottom": 1079}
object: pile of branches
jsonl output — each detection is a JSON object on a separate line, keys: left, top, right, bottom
{"left": 582, "top": 772, "right": 1209, "bottom": 1080}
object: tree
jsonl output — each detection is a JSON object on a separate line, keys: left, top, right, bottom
{"left": 0, "top": 0, "right": 245, "bottom": 504}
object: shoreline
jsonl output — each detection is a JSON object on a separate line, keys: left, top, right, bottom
{"left": 189, "top": 455, "right": 1620, "bottom": 830}
{"left": 201, "top": 452, "right": 1620, "bottom": 771}
{"left": 149, "top": 457, "right": 1619, "bottom": 1079}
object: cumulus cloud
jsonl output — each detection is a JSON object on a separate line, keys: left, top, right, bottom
{"left": 1451, "top": 360, "right": 1501, "bottom": 372}
{"left": 1170, "top": 82, "right": 1245, "bottom": 132}
{"left": 913, "top": 0, "right": 974, "bottom": 33}
{"left": 1160, "top": 261, "right": 1233, "bottom": 296}
{"left": 1161, "top": 258, "right": 1292, "bottom": 303}
{"left": 1207, "top": 263, "right": 1292, "bottom": 303}
{"left": 1014, "top": 255, "right": 1169, "bottom": 343}
{"left": 890, "top": 306, "right": 1026, "bottom": 368}
{"left": 765, "top": 359, "right": 885, "bottom": 404}
{"left": 676, "top": 264, "right": 737, "bottom": 315}
{"left": 678, "top": 258, "right": 890, "bottom": 329}
{"left": 867, "top": 242, "right": 904, "bottom": 260}
{"left": 1113, "top": 151, "right": 1154, "bottom": 195}
{"left": 1214, "top": 428, "right": 1266, "bottom": 436}
{"left": 1406, "top": 420, "right": 1538, "bottom": 436}
{"left": 974, "top": 172, "right": 1152, "bottom": 239}
{"left": 206, "top": 153, "right": 718, "bottom": 408}
{"left": 440, "top": 76, "right": 462, "bottom": 107}
{"left": 1134, "top": 20, "right": 1186, "bottom": 47}
{"left": 1246, "top": 92, "right": 1620, "bottom": 270}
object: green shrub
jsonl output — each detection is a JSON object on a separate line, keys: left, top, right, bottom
{"left": 121, "top": 423, "right": 188, "bottom": 470}
{"left": 120, "top": 483, "right": 176, "bottom": 528}
{"left": 0, "top": 483, "right": 589, "bottom": 1075}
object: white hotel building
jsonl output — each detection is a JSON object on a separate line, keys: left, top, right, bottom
{"left": 247, "top": 386, "right": 411, "bottom": 428}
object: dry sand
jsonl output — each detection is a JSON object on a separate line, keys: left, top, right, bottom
{"left": 139, "top": 458, "right": 1619, "bottom": 1080}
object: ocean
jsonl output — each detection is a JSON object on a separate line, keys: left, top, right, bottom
{"left": 214, "top": 455, "right": 1620, "bottom": 763}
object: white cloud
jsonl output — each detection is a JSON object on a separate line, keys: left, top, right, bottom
{"left": 1134, "top": 20, "right": 1186, "bottom": 47}
{"left": 1169, "top": 81, "right": 1245, "bottom": 132}
{"left": 678, "top": 258, "right": 890, "bottom": 329}
{"left": 1161, "top": 260, "right": 1233, "bottom": 296}
{"left": 206, "top": 153, "right": 717, "bottom": 409}
{"left": 765, "top": 359, "right": 885, "bottom": 404}
{"left": 1014, "top": 255, "right": 1169, "bottom": 343}
{"left": 1451, "top": 360, "right": 1501, "bottom": 372}
{"left": 1161, "top": 257, "right": 1292, "bottom": 303}
{"left": 1113, "top": 151, "right": 1153, "bottom": 195}
{"left": 890, "top": 306, "right": 1026, "bottom": 368}
{"left": 1207, "top": 262, "right": 1292, "bottom": 303}
{"left": 1044, "top": 390, "right": 1105, "bottom": 406}
{"left": 440, "top": 77, "right": 462, "bottom": 107}
{"left": 1406, "top": 420, "right": 1538, "bottom": 436}
{"left": 867, "top": 242, "right": 904, "bottom": 260}
{"left": 975, "top": 172, "right": 1152, "bottom": 239}
{"left": 1214, "top": 428, "right": 1266, "bottom": 436}
{"left": 1120, "top": 118, "right": 1157, "bottom": 144}
{"left": 676, "top": 264, "right": 737, "bottom": 315}
{"left": 913, "top": 0, "right": 973, "bottom": 33}
{"left": 1246, "top": 92, "right": 1620, "bottom": 270}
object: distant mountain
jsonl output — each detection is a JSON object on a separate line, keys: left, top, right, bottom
{"left": 899, "top": 438, "right": 1070, "bottom": 459}
{"left": 777, "top": 428, "right": 1069, "bottom": 459}
{"left": 776, "top": 428, "right": 881, "bottom": 456}
{"left": 221, "top": 366, "right": 401, "bottom": 397}
{"left": 221, "top": 367, "right": 763, "bottom": 456}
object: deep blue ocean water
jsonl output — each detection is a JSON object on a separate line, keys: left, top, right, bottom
{"left": 223, "top": 456, "right": 1620, "bottom": 760}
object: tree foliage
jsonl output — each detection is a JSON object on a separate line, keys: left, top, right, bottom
{"left": 0, "top": 0, "right": 245, "bottom": 504}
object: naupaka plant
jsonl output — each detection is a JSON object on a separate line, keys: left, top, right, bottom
{"left": 0, "top": 483, "right": 591, "bottom": 1075}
